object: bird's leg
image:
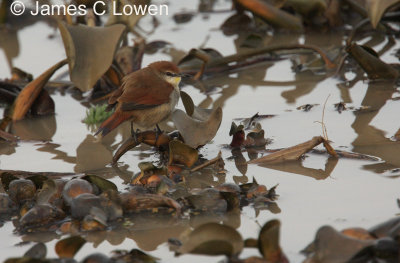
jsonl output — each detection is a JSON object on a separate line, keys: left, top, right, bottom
{"left": 155, "top": 124, "right": 163, "bottom": 144}
{"left": 130, "top": 121, "right": 138, "bottom": 142}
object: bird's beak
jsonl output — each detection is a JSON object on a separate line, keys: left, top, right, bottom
{"left": 177, "top": 73, "right": 192, "bottom": 78}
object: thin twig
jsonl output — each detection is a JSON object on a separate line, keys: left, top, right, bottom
{"left": 314, "top": 94, "right": 330, "bottom": 141}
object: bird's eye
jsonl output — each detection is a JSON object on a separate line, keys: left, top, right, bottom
{"left": 165, "top": 72, "right": 174, "bottom": 77}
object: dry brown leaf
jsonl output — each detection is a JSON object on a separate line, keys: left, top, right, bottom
{"left": 322, "top": 139, "right": 338, "bottom": 158}
{"left": 11, "top": 59, "right": 67, "bottom": 121}
{"left": 55, "top": 236, "right": 86, "bottom": 258}
{"left": 248, "top": 136, "right": 324, "bottom": 164}
{"left": 58, "top": 22, "right": 126, "bottom": 92}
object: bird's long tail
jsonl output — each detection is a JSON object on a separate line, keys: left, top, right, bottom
{"left": 95, "top": 112, "right": 129, "bottom": 137}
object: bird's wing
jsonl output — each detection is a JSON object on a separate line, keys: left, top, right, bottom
{"left": 118, "top": 68, "right": 174, "bottom": 112}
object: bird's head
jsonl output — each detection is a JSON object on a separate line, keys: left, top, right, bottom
{"left": 149, "top": 61, "right": 183, "bottom": 87}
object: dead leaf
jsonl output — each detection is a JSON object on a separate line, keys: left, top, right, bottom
{"left": 172, "top": 107, "right": 223, "bottom": 148}
{"left": 169, "top": 140, "right": 199, "bottom": 168}
{"left": 55, "top": 236, "right": 86, "bottom": 258}
{"left": 248, "top": 136, "right": 324, "bottom": 164}
{"left": 347, "top": 43, "right": 399, "bottom": 80}
{"left": 303, "top": 226, "right": 374, "bottom": 262}
{"left": 366, "top": 0, "right": 400, "bottom": 28}
{"left": 258, "top": 220, "right": 288, "bottom": 262}
{"left": 11, "top": 59, "right": 67, "bottom": 121}
{"left": 58, "top": 22, "right": 126, "bottom": 92}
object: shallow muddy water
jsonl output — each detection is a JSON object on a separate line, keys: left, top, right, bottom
{"left": 1, "top": 0, "right": 400, "bottom": 262}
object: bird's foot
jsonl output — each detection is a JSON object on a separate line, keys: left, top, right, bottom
{"left": 131, "top": 128, "right": 140, "bottom": 142}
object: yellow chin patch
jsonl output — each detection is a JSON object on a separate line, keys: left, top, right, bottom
{"left": 168, "top": 76, "right": 181, "bottom": 86}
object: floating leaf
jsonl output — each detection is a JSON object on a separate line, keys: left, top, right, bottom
{"left": 82, "top": 174, "right": 117, "bottom": 192}
{"left": 58, "top": 22, "right": 126, "bottom": 92}
{"left": 366, "top": 0, "right": 400, "bottom": 28}
{"left": 248, "top": 136, "right": 324, "bottom": 164}
{"left": 169, "top": 140, "right": 199, "bottom": 168}
{"left": 55, "top": 236, "right": 86, "bottom": 258}
{"left": 11, "top": 59, "right": 67, "bottom": 121}
{"left": 171, "top": 223, "right": 243, "bottom": 256}
{"left": 172, "top": 107, "right": 223, "bottom": 148}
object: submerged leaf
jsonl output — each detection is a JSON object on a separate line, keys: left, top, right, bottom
{"left": 58, "top": 22, "right": 126, "bottom": 92}
{"left": 172, "top": 108, "right": 223, "bottom": 148}
{"left": 55, "top": 236, "right": 86, "bottom": 258}
{"left": 11, "top": 59, "right": 67, "bottom": 121}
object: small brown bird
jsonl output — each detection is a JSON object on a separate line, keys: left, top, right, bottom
{"left": 95, "top": 61, "right": 183, "bottom": 137}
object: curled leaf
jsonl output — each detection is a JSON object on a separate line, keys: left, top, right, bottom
{"left": 169, "top": 140, "right": 198, "bottom": 168}
{"left": 366, "top": 0, "right": 400, "bottom": 28}
{"left": 11, "top": 59, "right": 67, "bottom": 121}
{"left": 172, "top": 108, "right": 223, "bottom": 148}
{"left": 58, "top": 22, "right": 126, "bottom": 92}
{"left": 258, "top": 220, "right": 287, "bottom": 262}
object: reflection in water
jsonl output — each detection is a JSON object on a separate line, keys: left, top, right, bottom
{"left": 75, "top": 135, "right": 113, "bottom": 173}
{"left": 10, "top": 114, "right": 56, "bottom": 141}
{"left": 259, "top": 157, "right": 338, "bottom": 180}
{"left": 0, "top": 28, "right": 19, "bottom": 71}
{"left": 351, "top": 82, "right": 400, "bottom": 171}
